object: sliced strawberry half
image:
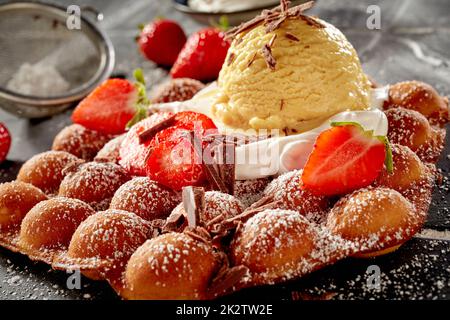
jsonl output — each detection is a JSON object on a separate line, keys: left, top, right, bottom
{"left": 72, "top": 70, "right": 149, "bottom": 135}
{"left": 119, "top": 112, "right": 174, "bottom": 176}
{"left": 301, "top": 122, "right": 392, "bottom": 196}
{"left": 145, "top": 127, "right": 205, "bottom": 190}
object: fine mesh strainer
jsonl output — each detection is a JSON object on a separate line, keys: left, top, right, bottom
{"left": 0, "top": 2, "right": 115, "bottom": 118}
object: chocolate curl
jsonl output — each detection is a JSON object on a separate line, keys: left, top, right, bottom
{"left": 261, "top": 44, "right": 276, "bottom": 70}
{"left": 182, "top": 186, "right": 205, "bottom": 228}
{"left": 225, "top": 0, "right": 316, "bottom": 40}
{"left": 299, "top": 14, "right": 326, "bottom": 28}
{"left": 222, "top": 195, "right": 283, "bottom": 228}
{"left": 210, "top": 196, "right": 283, "bottom": 245}
{"left": 285, "top": 32, "right": 300, "bottom": 41}
{"left": 138, "top": 114, "right": 176, "bottom": 144}
{"left": 202, "top": 136, "right": 236, "bottom": 195}
{"left": 207, "top": 265, "right": 249, "bottom": 298}
{"left": 161, "top": 211, "right": 185, "bottom": 233}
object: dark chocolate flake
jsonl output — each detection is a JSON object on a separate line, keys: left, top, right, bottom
{"left": 300, "top": 14, "right": 326, "bottom": 28}
{"left": 207, "top": 265, "right": 249, "bottom": 298}
{"left": 227, "top": 52, "right": 236, "bottom": 66}
{"left": 261, "top": 44, "right": 277, "bottom": 70}
{"left": 225, "top": 1, "right": 315, "bottom": 40}
{"left": 182, "top": 186, "right": 206, "bottom": 228}
{"left": 138, "top": 115, "right": 176, "bottom": 143}
{"left": 247, "top": 52, "right": 258, "bottom": 68}
{"left": 268, "top": 34, "right": 278, "bottom": 47}
{"left": 285, "top": 32, "right": 300, "bottom": 41}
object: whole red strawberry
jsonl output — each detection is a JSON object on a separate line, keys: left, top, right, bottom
{"left": 138, "top": 19, "right": 187, "bottom": 66}
{"left": 301, "top": 122, "right": 393, "bottom": 196}
{"left": 170, "top": 28, "right": 230, "bottom": 82}
{"left": 72, "top": 69, "right": 149, "bottom": 135}
{"left": 0, "top": 123, "right": 11, "bottom": 164}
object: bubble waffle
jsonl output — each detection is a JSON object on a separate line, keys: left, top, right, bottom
{"left": 53, "top": 210, "right": 154, "bottom": 285}
{"left": 110, "top": 177, "right": 180, "bottom": 221}
{"left": 0, "top": 76, "right": 448, "bottom": 300}
{"left": 123, "top": 232, "right": 220, "bottom": 300}
{"left": 263, "top": 170, "right": 329, "bottom": 222}
{"left": 58, "top": 161, "right": 131, "bottom": 211}
{"left": 0, "top": 181, "right": 47, "bottom": 251}
{"left": 17, "top": 151, "right": 81, "bottom": 195}
{"left": 165, "top": 191, "right": 244, "bottom": 233}
{"left": 52, "top": 124, "right": 114, "bottom": 161}
{"left": 326, "top": 187, "right": 426, "bottom": 258}
{"left": 17, "top": 197, "right": 95, "bottom": 264}
{"left": 94, "top": 134, "right": 125, "bottom": 164}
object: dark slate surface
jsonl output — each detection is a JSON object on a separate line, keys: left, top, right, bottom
{"left": 0, "top": 0, "right": 449, "bottom": 300}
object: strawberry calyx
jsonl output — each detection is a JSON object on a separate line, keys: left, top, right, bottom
{"left": 211, "top": 15, "right": 230, "bottom": 31}
{"left": 330, "top": 121, "right": 393, "bottom": 174}
{"left": 126, "top": 69, "right": 150, "bottom": 130}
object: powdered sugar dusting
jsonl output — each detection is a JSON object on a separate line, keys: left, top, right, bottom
{"left": 110, "top": 177, "right": 180, "bottom": 220}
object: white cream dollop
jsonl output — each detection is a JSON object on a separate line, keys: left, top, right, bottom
{"left": 153, "top": 83, "right": 389, "bottom": 180}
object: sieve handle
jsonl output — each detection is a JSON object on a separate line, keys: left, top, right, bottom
{"left": 81, "top": 5, "right": 104, "bottom": 22}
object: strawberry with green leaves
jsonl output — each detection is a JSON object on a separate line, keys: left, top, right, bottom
{"left": 301, "top": 122, "right": 393, "bottom": 196}
{"left": 72, "top": 69, "right": 149, "bottom": 135}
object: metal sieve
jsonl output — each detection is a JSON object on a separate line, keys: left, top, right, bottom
{"left": 0, "top": 1, "right": 115, "bottom": 118}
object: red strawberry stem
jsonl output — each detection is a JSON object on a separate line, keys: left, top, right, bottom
{"left": 330, "top": 121, "right": 393, "bottom": 174}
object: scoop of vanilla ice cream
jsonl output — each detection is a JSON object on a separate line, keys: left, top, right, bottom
{"left": 212, "top": 16, "right": 372, "bottom": 134}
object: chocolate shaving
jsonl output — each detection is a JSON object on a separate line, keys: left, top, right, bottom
{"left": 184, "top": 229, "right": 210, "bottom": 245}
{"left": 138, "top": 115, "right": 176, "bottom": 143}
{"left": 265, "top": 16, "right": 287, "bottom": 33}
{"left": 211, "top": 196, "right": 282, "bottom": 239}
{"left": 162, "top": 210, "right": 186, "bottom": 233}
{"left": 222, "top": 198, "right": 283, "bottom": 228}
{"left": 182, "top": 186, "right": 205, "bottom": 228}
{"left": 207, "top": 265, "right": 249, "bottom": 297}
{"left": 280, "top": 0, "right": 290, "bottom": 12}
{"left": 202, "top": 138, "right": 236, "bottom": 195}
{"left": 247, "top": 52, "right": 257, "bottom": 68}
{"left": 300, "top": 14, "right": 326, "bottom": 28}
{"left": 261, "top": 44, "right": 276, "bottom": 70}
{"left": 285, "top": 32, "right": 300, "bottom": 41}
{"left": 268, "top": 34, "right": 277, "bottom": 47}
{"left": 227, "top": 52, "right": 236, "bottom": 66}
{"left": 205, "top": 213, "right": 225, "bottom": 228}
{"left": 225, "top": 15, "right": 267, "bottom": 40}
{"left": 280, "top": 99, "right": 285, "bottom": 110}
{"left": 225, "top": 0, "right": 316, "bottom": 40}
